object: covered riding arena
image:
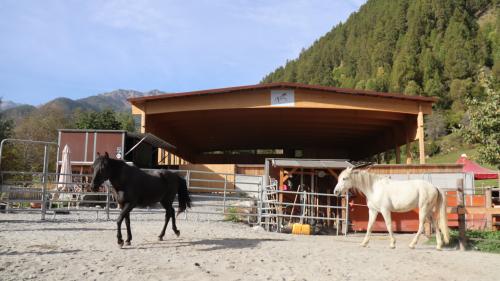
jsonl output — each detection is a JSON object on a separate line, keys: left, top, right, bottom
{"left": 129, "top": 82, "right": 434, "bottom": 165}
{"left": 128, "top": 82, "right": 463, "bottom": 232}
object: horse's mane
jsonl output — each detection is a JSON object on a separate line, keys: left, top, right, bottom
{"left": 350, "top": 170, "right": 384, "bottom": 192}
{"left": 95, "top": 156, "right": 128, "bottom": 175}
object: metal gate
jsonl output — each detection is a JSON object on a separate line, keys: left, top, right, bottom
{"left": 260, "top": 179, "right": 349, "bottom": 235}
{"left": 0, "top": 168, "right": 265, "bottom": 224}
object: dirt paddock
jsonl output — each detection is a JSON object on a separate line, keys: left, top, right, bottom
{"left": 0, "top": 212, "right": 498, "bottom": 281}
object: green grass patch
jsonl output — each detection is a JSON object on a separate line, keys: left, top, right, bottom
{"left": 224, "top": 207, "right": 241, "bottom": 222}
{"left": 428, "top": 229, "right": 500, "bottom": 253}
{"left": 426, "top": 148, "right": 478, "bottom": 165}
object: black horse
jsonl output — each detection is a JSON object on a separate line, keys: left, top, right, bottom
{"left": 91, "top": 152, "right": 191, "bottom": 247}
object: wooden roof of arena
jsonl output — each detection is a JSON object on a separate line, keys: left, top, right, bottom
{"left": 129, "top": 82, "right": 435, "bottom": 163}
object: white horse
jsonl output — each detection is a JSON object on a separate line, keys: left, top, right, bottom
{"left": 333, "top": 167, "right": 449, "bottom": 250}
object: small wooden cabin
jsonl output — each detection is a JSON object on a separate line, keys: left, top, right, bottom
{"left": 57, "top": 129, "right": 177, "bottom": 174}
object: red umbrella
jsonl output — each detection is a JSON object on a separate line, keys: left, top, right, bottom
{"left": 456, "top": 154, "right": 499, "bottom": 180}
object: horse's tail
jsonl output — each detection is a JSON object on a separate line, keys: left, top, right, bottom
{"left": 177, "top": 175, "right": 192, "bottom": 214}
{"left": 436, "top": 188, "right": 450, "bottom": 244}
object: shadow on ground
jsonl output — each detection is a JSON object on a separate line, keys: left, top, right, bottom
{"left": 129, "top": 237, "right": 285, "bottom": 251}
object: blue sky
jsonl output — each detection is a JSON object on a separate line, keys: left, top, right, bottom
{"left": 0, "top": 0, "right": 365, "bottom": 105}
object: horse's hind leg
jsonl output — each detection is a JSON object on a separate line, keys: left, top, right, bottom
{"left": 409, "top": 206, "right": 429, "bottom": 249}
{"left": 124, "top": 212, "right": 132, "bottom": 246}
{"left": 361, "top": 208, "right": 378, "bottom": 247}
{"left": 381, "top": 209, "right": 395, "bottom": 249}
{"left": 431, "top": 212, "right": 443, "bottom": 250}
{"left": 170, "top": 206, "right": 180, "bottom": 237}
{"left": 158, "top": 203, "right": 171, "bottom": 241}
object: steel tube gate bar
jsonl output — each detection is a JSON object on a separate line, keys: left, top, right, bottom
{"left": 0, "top": 167, "right": 266, "bottom": 224}
{"left": 259, "top": 182, "right": 349, "bottom": 235}
{"left": 0, "top": 139, "right": 59, "bottom": 220}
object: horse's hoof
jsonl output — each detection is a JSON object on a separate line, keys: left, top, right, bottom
{"left": 174, "top": 230, "right": 180, "bottom": 237}
{"left": 125, "top": 241, "right": 131, "bottom": 246}
{"left": 158, "top": 237, "right": 164, "bottom": 241}
{"left": 408, "top": 244, "right": 415, "bottom": 249}
{"left": 390, "top": 245, "right": 396, "bottom": 249}
{"left": 436, "top": 246, "right": 442, "bottom": 251}
{"left": 360, "top": 243, "right": 368, "bottom": 247}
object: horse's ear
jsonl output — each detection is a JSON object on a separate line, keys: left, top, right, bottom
{"left": 104, "top": 152, "right": 109, "bottom": 158}
{"left": 96, "top": 152, "right": 101, "bottom": 157}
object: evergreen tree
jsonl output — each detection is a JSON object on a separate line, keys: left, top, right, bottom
{"left": 0, "top": 99, "right": 14, "bottom": 140}
{"left": 443, "top": 7, "right": 477, "bottom": 80}
{"left": 74, "top": 109, "right": 122, "bottom": 130}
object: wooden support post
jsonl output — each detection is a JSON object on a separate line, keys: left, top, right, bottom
{"left": 341, "top": 196, "right": 346, "bottom": 234}
{"left": 417, "top": 105, "right": 425, "bottom": 164}
{"left": 485, "top": 188, "right": 493, "bottom": 230}
{"left": 327, "top": 188, "right": 331, "bottom": 227}
{"left": 385, "top": 150, "right": 390, "bottom": 164}
{"left": 457, "top": 179, "right": 467, "bottom": 251}
{"left": 405, "top": 129, "right": 412, "bottom": 164}
{"left": 278, "top": 169, "right": 284, "bottom": 209}
{"left": 140, "top": 112, "right": 146, "bottom": 133}
{"left": 311, "top": 169, "right": 314, "bottom": 224}
{"left": 392, "top": 128, "right": 401, "bottom": 164}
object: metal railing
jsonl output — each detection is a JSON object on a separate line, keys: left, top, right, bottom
{"left": 0, "top": 168, "right": 350, "bottom": 235}
{"left": 0, "top": 139, "right": 348, "bottom": 235}
{"left": 260, "top": 182, "right": 349, "bottom": 235}
{"left": 0, "top": 169, "right": 265, "bottom": 223}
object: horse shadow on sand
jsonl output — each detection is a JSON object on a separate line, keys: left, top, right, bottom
{"left": 131, "top": 237, "right": 285, "bottom": 251}
{"left": 0, "top": 226, "right": 112, "bottom": 232}
{"left": 1, "top": 249, "right": 81, "bottom": 256}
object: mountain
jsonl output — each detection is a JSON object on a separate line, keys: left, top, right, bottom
{"left": 1, "top": 89, "right": 167, "bottom": 122}
{"left": 0, "top": 100, "right": 25, "bottom": 111}
{"left": 1, "top": 104, "right": 37, "bottom": 124}
{"left": 77, "top": 89, "right": 165, "bottom": 112}
{"left": 40, "top": 97, "right": 92, "bottom": 114}
{"left": 262, "top": 0, "right": 498, "bottom": 128}
{"left": 39, "top": 89, "right": 166, "bottom": 115}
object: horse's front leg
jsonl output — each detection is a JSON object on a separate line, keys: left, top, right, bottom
{"left": 117, "top": 202, "right": 134, "bottom": 248}
{"left": 361, "top": 208, "right": 378, "bottom": 247}
{"left": 380, "top": 209, "right": 395, "bottom": 249}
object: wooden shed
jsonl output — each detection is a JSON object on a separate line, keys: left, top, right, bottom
{"left": 56, "top": 129, "right": 176, "bottom": 174}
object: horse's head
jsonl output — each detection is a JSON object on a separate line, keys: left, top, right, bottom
{"left": 333, "top": 166, "right": 354, "bottom": 196}
{"left": 91, "top": 152, "right": 111, "bottom": 192}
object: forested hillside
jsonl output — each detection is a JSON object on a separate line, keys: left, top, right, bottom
{"left": 263, "top": 0, "right": 499, "bottom": 167}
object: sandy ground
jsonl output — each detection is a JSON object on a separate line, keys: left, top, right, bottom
{"left": 1, "top": 211, "right": 499, "bottom": 281}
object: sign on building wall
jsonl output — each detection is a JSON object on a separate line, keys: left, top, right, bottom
{"left": 271, "top": 89, "right": 295, "bottom": 106}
